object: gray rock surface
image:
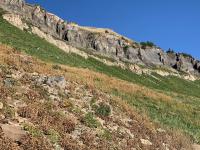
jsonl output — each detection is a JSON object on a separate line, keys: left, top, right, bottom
{"left": 0, "top": 0, "right": 200, "bottom": 75}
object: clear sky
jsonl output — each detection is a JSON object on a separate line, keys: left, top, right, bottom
{"left": 26, "top": 0, "right": 200, "bottom": 59}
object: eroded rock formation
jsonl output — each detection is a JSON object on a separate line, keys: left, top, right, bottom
{"left": 0, "top": 0, "right": 200, "bottom": 75}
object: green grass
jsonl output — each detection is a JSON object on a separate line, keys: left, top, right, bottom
{"left": 112, "top": 89, "right": 200, "bottom": 143}
{"left": 82, "top": 112, "right": 101, "bottom": 128}
{"left": 23, "top": 123, "right": 43, "bottom": 137}
{"left": 46, "top": 129, "right": 61, "bottom": 144}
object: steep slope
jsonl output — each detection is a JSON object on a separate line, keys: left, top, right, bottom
{"left": 1, "top": 0, "right": 200, "bottom": 76}
{"left": 0, "top": 45, "right": 192, "bottom": 149}
{"left": 0, "top": 1, "right": 200, "bottom": 149}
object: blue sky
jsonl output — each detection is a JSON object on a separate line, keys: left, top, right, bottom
{"left": 27, "top": 0, "right": 200, "bottom": 59}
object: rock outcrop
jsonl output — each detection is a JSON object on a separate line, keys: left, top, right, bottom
{"left": 0, "top": 0, "right": 200, "bottom": 75}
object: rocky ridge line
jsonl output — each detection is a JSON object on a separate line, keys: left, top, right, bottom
{"left": 0, "top": 0, "right": 200, "bottom": 76}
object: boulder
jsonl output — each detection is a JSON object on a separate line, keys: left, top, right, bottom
{"left": 1, "top": 124, "right": 26, "bottom": 141}
{"left": 46, "top": 76, "right": 66, "bottom": 89}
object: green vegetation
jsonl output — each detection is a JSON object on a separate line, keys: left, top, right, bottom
{"left": 95, "top": 103, "right": 111, "bottom": 117}
{"left": 112, "top": 89, "right": 200, "bottom": 143}
{"left": 140, "top": 41, "right": 155, "bottom": 48}
{"left": 52, "top": 64, "right": 62, "bottom": 70}
{"left": 166, "top": 48, "right": 175, "bottom": 54}
{"left": 0, "top": 9, "right": 6, "bottom": 15}
{"left": 82, "top": 113, "right": 100, "bottom": 128}
{"left": 180, "top": 52, "right": 193, "bottom": 58}
{"left": 3, "top": 104, "right": 15, "bottom": 119}
{"left": 100, "top": 129, "right": 112, "bottom": 140}
{"left": 23, "top": 123, "right": 43, "bottom": 137}
{"left": 166, "top": 48, "right": 192, "bottom": 58}
{"left": 46, "top": 129, "right": 61, "bottom": 144}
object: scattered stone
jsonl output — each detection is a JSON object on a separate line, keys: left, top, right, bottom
{"left": 140, "top": 139, "right": 152, "bottom": 146}
{"left": 46, "top": 76, "right": 66, "bottom": 89}
{"left": 4, "top": 78, "right": 14, "bottom": 87}
{"left": 162, "top": 143, "right": 169, "bottom": 150}
{"left": 0, "top": 114, "right": 5, "bottom": 120}
{"left": 36, "top": 75, "right": 66, "bottom": 89}
{"left": 11, "top": 71, "right": 24, "bottom": 80}
{"left": 1, "top": 124, "right": 26, "bottom": 141}
{"left": 49, "top": 95, "right": 60, "bottom": 101}
{"left": 0, "top": 102, "right": 3, "bottom": 109}
{"left": 157, "top": 128, "right": 166, "bottom": 133}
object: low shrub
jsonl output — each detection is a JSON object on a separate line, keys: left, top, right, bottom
{"left": 82, "top": 112, "right": 100, "bottom": 128}
{"left": 46, "top": 129, "right": 61, "bottom": 144}
{"left": 95, "top": 103, "right": 111, "bottom": 117}
{"left": 100, "top": 129, "right": 112, "bottom": 140}
{"left": 23, "top": 123, "right": 43, "bottom": 137}
{"left": 140, "top": 41, "right": 155, "bottom": 48}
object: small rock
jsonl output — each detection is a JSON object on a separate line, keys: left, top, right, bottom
{"left": 4, "top": 78, "right": 14, "bottom": 87}
{"left": 0, "top": 102, "right": 3, "bottom": 109}
{"left": 162, "top": 143, "right": 169, "bottom": 150}
{"left": 11, "top": 71, "right": 24, "bottom": 80}
{"left": 64, "top": 89, "right": 70, "bottom": 95}
{"left": 32, "top": 72, "right": 39, "bottom": 76}
{"left": 140, "top": 139, "right": 152, "bottom": 146}
{"left": 0, "top": 114, "right": 5, "bottom": 120}
{"left": 54, "top": 144, "right": 64, "bottom": 150}
{"left": 46, "top": 76, "right": 66, "bottom": 89}
{"left": 36, "top": 75, "right": 47, "bottom": 85}
{"left": 49, "top": 95, "right": 60, "bottom": 101}
{"left": 6, "top": 75, "right": 12, "bottom": 78}
{"left": 46, "top": 86, "right": 58, "bottom": 95}
{"left": 157, "top": 128, "right": 166, "bottom": 133}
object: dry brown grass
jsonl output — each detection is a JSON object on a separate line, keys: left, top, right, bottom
{"left": 60, "top": 134, "right": 81, "bottom": 150}
{"left": 0, "top": 44, "right": 193, "bottom": 149}
{"left": 0, "top": 135, "right": 20, "bottom": 150}
{"left": 57, "top": 65, "right": 172, "bottom": 107}
{"left": 19, "top": 135, "right": 54, "bottom": 150}
{"left": 80, "top": 131, "right": 96, "bottom": 147}
{"left": 18, "top": 101, "right": 76, "bottom": 134}
{"left": 0, "top": 44, "right": 171, "bottom": 103}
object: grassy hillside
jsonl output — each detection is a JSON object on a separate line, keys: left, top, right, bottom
{"left": 0, "top": 11, "right": 200, "bottom": 143}
{"left": 0, "top": 45, "right": 192, "bottom": 149}
{"left": 0, "top": 13, "right": 200, "bottom": 98}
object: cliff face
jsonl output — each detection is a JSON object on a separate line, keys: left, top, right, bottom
{"left": 1, "top": 0, "right": 200, "bottom": 75}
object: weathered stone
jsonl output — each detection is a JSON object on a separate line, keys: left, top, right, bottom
{"left": 157, "top": 128, "right": 166, "bottom": 133}
{"left": 0, "top": 102, "right": 3, "bottom": 109}
{"left": 0, "top": 114, "right": 5, "bottom": 120}
{"left": 46, "top": 76, "right": 66, "bottom": 89}
{"left": 1, "top": 124, "right": 26, "bottom": 141}
{"left": 140, "top": 139, "right": 152, "bottom": 146}
{"left": 4, "top": 78, "right": 14, "bottom": 87}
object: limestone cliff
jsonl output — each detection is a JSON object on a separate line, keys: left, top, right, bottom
{"left": 0, "top": 0, "right": 200, "bottom": 75}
